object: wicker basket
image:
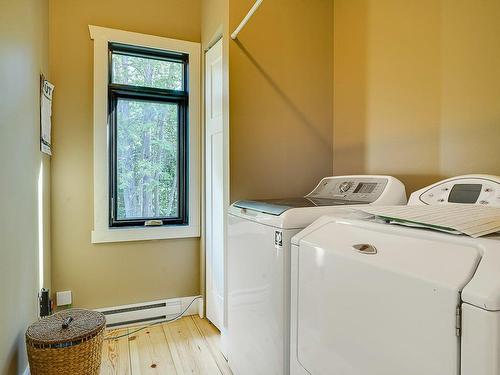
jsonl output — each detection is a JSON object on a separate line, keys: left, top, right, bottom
{"left": 26, "top": 308, "right": 106, "bottom": 375}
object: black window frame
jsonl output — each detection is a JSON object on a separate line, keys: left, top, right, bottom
{"left": 108, "top": 42, "right": 189, "bottom": 228}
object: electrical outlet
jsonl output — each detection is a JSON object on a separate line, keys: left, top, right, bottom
{"left": 56, "top": 290, "right": 72, "bottom": 306}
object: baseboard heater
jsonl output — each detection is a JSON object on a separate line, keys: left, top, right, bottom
{"left": 96, "top": 296, "right": 201, "bottom": 329}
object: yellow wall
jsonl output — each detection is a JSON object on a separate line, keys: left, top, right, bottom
{"left": 0, "top": 0, "right": 50, "bottom": 373}
{"left": 439, "top": 0, "right": 500, "bottom": 177}
{"left": 333, "top": 0, "right": 500, "bottom": 193}
{"left": 202, "top": 0, "right": 228, "bottom": 48}
{"left": 49, "top": 0, "right": 202, "bottom": 309}
{"left": 229, "top": 0, "right": 334, "bottom": 201}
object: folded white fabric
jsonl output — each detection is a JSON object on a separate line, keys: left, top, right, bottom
{"left": 358, "top": 204, "right": 500, "bottom": 238}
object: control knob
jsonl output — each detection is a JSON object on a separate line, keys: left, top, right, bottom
{"left": 339, "top": 181, "right": 353, "bottom": 193}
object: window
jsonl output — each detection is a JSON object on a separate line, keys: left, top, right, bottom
{"left": 108, "top": 43, "right": 188, "bottom": 227}
{"left": 89, "top": 26, "right": 200, "bottom": 243}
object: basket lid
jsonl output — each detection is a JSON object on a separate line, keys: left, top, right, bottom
{"left": 26, "top": 309, "right": 106, "bottom": 345}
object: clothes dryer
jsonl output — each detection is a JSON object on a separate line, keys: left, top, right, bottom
{"left": 290, "top": 175, "right": 500, "bottom": 375}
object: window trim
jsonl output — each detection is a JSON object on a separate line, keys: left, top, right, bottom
{"left": 89, "top": 25, "right": 201, "bottom": 243}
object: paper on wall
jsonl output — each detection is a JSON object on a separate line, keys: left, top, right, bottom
{"left": 357, "top": 204, "right": 500, "bottom": 238}
{"left": 40, "top": 75, "right": 55, "bottom": 155}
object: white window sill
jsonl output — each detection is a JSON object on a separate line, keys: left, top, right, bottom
{"left": 91, "top": 225, "right": 200, "bottom": 244}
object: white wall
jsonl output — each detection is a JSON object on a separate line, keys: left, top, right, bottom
{"left": 0, "top": 0, "right": 50, "bottom": 373}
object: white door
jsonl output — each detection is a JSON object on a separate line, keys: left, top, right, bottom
{"left": 205, "top": 38, "right": 224, "bottom": 330}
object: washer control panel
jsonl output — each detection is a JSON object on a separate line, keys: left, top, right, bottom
{"left": 307, "top": 176, "right": 389, "bottom": 203}
{"left": 410, "top": 175, "right": 500, "bottom": 206}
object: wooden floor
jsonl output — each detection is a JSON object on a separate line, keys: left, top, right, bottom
{"left": 101, "top": 316, "right": 232, "bottom": 375}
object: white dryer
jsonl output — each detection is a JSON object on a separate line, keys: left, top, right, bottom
{"left": 227, "top": 175, "right": 407, "bottom": 375}
{"left": 290, "top": 175, "right": 500, "bottom": 375}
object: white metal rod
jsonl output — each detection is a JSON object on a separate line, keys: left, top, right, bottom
{"left": 231, "top": 0, "right": 264, "bottom": 40}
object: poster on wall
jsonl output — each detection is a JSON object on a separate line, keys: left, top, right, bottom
{"left": 40, "top": 74, "right": 55, "bottom": 155}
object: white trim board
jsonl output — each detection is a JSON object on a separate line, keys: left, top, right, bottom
{"left": 88, "top": 25, "right": 201, "bottom": 243}
{"left": 96, "top": 295, "right": 203, "bottom": 329}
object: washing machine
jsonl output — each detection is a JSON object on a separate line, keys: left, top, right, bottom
{"left": 290, "top": 174, "right": 500, "bottom": 375}
{"left": 226, "top": 175, "right": 407, "bottom": 375}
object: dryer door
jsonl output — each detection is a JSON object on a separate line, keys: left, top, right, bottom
{"left": 294, "top": 220, "right": 481, "bottom": 375}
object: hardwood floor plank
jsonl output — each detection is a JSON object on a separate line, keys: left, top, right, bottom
{"left": 128, "top": 325, "right": 178, "bottom": 375}
{"left": 101, "top": 328, "right": 131, "bottom": 375}
{"left": 162, "top": 321, "right": 185, "bottom": 375}
{"left": 128, "top": 327, "right": 143, "bottom": 375}
{"left": 191, "top": 316, "right": 232, "bottom": 375}
{"left": 184, "top": 317, "right": 223, "bottom": 374}
{"left": 164, "top": 318, "right": 221, "bottom": 375}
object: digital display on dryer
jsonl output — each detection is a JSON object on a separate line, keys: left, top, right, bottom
{"left": 448, "top": 184, "right": 482, "bottom": 203}
{"left": 353, "top": 182, "right": 377, "bottom": 194}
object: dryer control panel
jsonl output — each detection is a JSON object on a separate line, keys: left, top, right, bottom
{"left": 409, "top": 175, "right": 500, "bottom": 206}
{"left": 306, "top": 175, "right": 407, "bottom": 205}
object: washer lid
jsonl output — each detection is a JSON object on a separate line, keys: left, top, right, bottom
{"left": 233, "top": 197, "right": 364, "bottom": 216}
{"left": 295, "top": 218, "right": 482, "bottom": 375}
